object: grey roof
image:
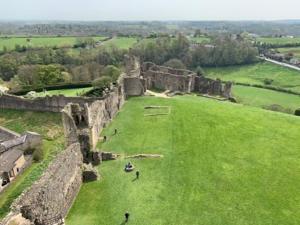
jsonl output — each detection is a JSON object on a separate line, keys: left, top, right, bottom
{"left": 0, "top": 149, "right": 24, "bottom": 173}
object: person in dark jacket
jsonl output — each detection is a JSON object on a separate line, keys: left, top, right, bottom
{"left": 125, "top": 211, "right": 130, "bottom": 222}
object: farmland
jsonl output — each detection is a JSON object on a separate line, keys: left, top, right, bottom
{"left": 205, "top": 62, "right": 300, "bottom": 93}
{"left": 233, "top": 85, "right": 300, "bottom": 113}
{"left": 66, "top": 96, "right": 300, "bottom": 225}
{"left": 103, "top": 37, "right": 138, "bottom": 49}
{"left": 0, "top": 36, "right": 107, "bottom": 51}
{"left": 276, "top": 47, "right": 300, "bottom": 59}
{"left": 257, "top": 37, "right": 300, "bottom": 45}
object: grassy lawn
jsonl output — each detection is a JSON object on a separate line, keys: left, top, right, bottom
{"left": 0, "top": 36, "right": 107, "bottom": 51}
{"left": 103, "top": 37, "right": 138, "bottom": 49}
{"left": 66, "top": 96, "right": 300, "bottom": 225}
{"left": 205, "top": 62, "right": 300, "bottom": 92}
{"left": 34, "top": 87, "right": 93, "bottom": 97}
{"left": 0, "top": 109, "right": 64, "bottom": 218}
{"left": 257, "top": 37, "right": 300, "bottom": 45}
{"left": 233, "top": 85, "right": 300, "bottom": 112}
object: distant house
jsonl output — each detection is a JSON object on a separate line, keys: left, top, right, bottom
{"left": 0, "top": 149, "right": 26, "bottom": 188}
{"left": 290, "top": 58, "right": 300, "bottom": 65}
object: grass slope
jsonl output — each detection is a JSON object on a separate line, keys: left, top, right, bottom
{"left": 0, "top": 109, "right": 64, "bottom": 218}
{"left": 0, "top": 36, "right": 106, "bottom": 51}
{"left": 66, "top": 96, "right": 300, "bottom": 225}
{"left": 233, "top": 85, "right": 300, "bottom": 112}
{"left": 205, "top": 62, "right": 300, "bottom": 92}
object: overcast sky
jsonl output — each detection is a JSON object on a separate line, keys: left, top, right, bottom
{"left": 0, "top": 0, "right": 299, "bottom": 21}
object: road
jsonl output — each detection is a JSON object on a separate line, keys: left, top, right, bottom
{"left": 263, "top": 57, "right": 300, "bottom": 71}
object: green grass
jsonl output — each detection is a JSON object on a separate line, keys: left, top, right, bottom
{"left": 0, "top": 36, "right": 107, "bottom": 51}
{"left": 257, "top": 37, "right": 300, "bottom": 45}
{"left": 205, "top": 62, "right": 300, "bottom": 92}
{"left": 233, "top": 85, "right": 300, "bottom": 112}
{"left": 66, "top": 96, "right": 300, "bottom": 225}
{"left": 0, "top": 109, "right": 64, "bottom": 218}
{"left": 34, "top": 87, "right": 93, "bottom": 97}
{"left": 277, "top": 47, "right": 300, "bottom": 59}
{"left": 103, "top": 37, "right": 138, "bottom": 49}
{"left": 190, "top": 36, "right": 211, "bottom": 43}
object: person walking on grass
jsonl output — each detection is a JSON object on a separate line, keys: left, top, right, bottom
{"left": 125, "top": 211, "right": 130, "bottom": 223}
{"left": 136, "top": 170, "right": 140, "bottom": 179}
{"left": 114, "top": 128, "right": 118, "bottom": 135}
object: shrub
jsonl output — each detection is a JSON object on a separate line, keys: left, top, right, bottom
{"left": 295, "top": 108, "right": 300, "bottom": 116}
{"left": 263, "top": 104, "right": 293, "bottom": 114}
{"left": 102, "top": 65, "right": 121, "bottom": 82}
{"left": 263, "top": 78, "right": 273, "bottom": 85}
{"left": 33, "top": 146, "right": 44, "bottom": 162}
{"left": 92, "top": 76, "right": 112, "bottom": 90}
{"left": 196, "top": 66, "right": 205, "bottom": 76}
{"left": 163, "top": 59, "right": 186, "bottom": 69}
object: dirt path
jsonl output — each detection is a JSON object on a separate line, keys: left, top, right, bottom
{"left": 146, "top": 90, "right": 170, "bottom": 98}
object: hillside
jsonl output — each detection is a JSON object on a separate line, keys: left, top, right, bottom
{"left": 66, "top": 96, "right": 300, "bottom": 225}
{"left": 205, "top": 62, "right": 300, "bottom": 93}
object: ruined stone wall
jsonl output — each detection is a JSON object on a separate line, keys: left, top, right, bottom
{"left": 0, "top": 94, "right": 103, "bottom": 112}
{"left": 88, "top": 77, "right": 126, "bottom": 149}
{"left": 143, "top": 70, "right": 195, "bottom": 92}
{"left": 142, "top": 62, "right": 232, "bottom": 98}
{"left": 124, "top": 77, "right": 146, "bottom": 97}
{"left": 9, "top": 143, "right": 83, "bottom": 225}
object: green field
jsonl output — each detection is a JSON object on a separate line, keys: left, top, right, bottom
{"left": 205, "top": 62, "right": 300, "bottom": 92}
{"left": 233, "top": 85, "right": 300, "bottom": 112}
{"left": 0, "top": 36, "right": 107, "bottom": 51}
{"left": 103, "top": 37, "right": 138, "bottom": 49}
{"left": 34, "top": 87, "right": 93, "bottom": 97}
{"left": 0, "top": 109, "right": 64, "bottom": 218}
{"left": 190, "top": 36, "right": 211, "bottom": 43}
{"left": 277, "top": 47, "right": 300, "bottom": 59}
{"left": 66, "top": 96, "right": 300, "bottom": 225}
{"left": 257, "top": 37, "right": 300, "bottom": 45}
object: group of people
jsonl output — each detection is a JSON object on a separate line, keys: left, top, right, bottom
{"left": 124, "top": 163, "right": 140, "bottom": 223}
{"left": 102, "top": 128, "right": 139, "bottom": 223}
{"left": 103, "top": 128, "right": 118, "bottom": 142}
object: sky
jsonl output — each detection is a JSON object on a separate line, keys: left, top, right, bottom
{"left": 0, "top": 0, "right": 300, "bottom": 21}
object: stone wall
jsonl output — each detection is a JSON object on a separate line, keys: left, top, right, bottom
{"left": 124, "top": 77, "right": 146, "bottom": 97}
{"left": 141, "top": 62, "right": 232, "bottom": 98}
{"left": 12, "top": 143, "right": 83, "bottom": 225}
{"left": 142, "top": 62, "right": 196, "bottom": 93}
{"left": 0, "top": 94, "right": 103, "bottom": 113}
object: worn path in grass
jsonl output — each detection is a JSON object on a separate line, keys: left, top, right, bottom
{"left": 67, "top": 96, "right": 300, "bottom": 225}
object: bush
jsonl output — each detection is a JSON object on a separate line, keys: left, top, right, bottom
{"left": 33, "top": 146, "right": 44, "bottom": 162}
{"left": 263, "top": 104, "right": 293, "bottom": 114}
{"left": 102, "top": 65, "right": 121, "bottom": 82}
{"left": 295, "top": 108, "right": 300, "bottom": 116}
{"left": 163, "top": 59, "right": 186, "bottom": 69}
{"left": 264, "top": 78, "right": 273, "bottom": 85}
{"left": 196, "top": 66, "right": 205, "bottom": 76}
{"left": 92, "top": 76, "right": 112, "bottom": 90}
